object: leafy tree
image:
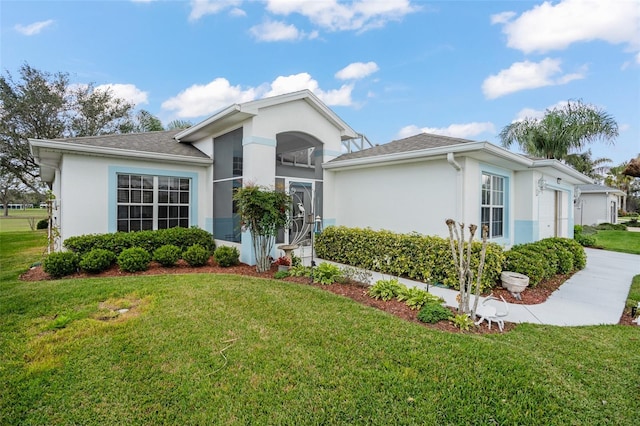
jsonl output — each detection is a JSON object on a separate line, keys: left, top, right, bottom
{"left": 120, "top": 110, "right": 164, "bottom": 133}
{"left": 605, "top": 162, "right": 634, "bottom": 212}
{"left": 0, "top": 63, "right": 136, "bottom": 193}
{"left": 500, "top": 100, "right": 618, "bottom": 160}
{"left": 166, "top": 119, "right": 193, "bottom": 130}
{"left": 68, "top": 83, "right": 134, "bottom": 137}
{"left": 233, "top": 185, "right": 291, "bottom": 272}
{"left": 564, "top": 150, "right": 611, "bottom": 182}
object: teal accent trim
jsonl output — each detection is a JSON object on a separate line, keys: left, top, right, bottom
{"left": 242, "top": 136, "right": 277, "bottom": 147}
{"left": 568, "top": 217, "right": 575, "bottom": 238}
{"left": 204, "top": 217, "right": 214, "bottom": 235}
{"left": 108, "top": 166, "right": 199, "bottom": 232}
{"left": 240, "top": 230, "right": 256, "bottom": 265}
{"left": 514, "top": 220, "right": 538, "bottom": 245}
{"left": 479, "top": 164, "right": 511, "bottom": 242}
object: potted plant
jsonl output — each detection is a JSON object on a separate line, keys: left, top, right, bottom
{"left": 274, "top": 256, "right": 291, "bottom": 271}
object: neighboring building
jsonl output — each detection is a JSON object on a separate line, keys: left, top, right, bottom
{"left": 574, "top": 184, "right": 625, "bottom": 226}
{"left": 29, "top": 90, "right": 592, "bottom": 264}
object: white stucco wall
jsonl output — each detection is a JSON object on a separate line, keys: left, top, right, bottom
{"left": 326, "top": 159, "right": 460, "bottom": 237}
{"left": 56, "top": 153, "right": 212, "bottom": 244}
{"left": 575, "top": 193, "right": 618, "bottom": 226}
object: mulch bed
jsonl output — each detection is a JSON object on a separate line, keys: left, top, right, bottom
{"left": 20, "top": 260, "right": 635, "bottom": 331}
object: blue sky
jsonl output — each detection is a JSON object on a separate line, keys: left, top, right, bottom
{"left": 2, "top": 0, "right": 639, "bottom": 166}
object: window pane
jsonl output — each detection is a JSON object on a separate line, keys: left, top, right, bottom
{"left": 169, "top": 177, "right": 179, "bottom": 190}
{"left": 179, "top": 192, "right": 189, "bottom": 204}
{"left": 143, "top": 190, "right": 153, "bottom": 203}
{"left": 169, "top": 219, "right": 178, "bottom": 228}
{"left": 158, "top": 191, "right": 168, "bottom": 204}
{"left": 169, "top": 206, "right": 178, "bottom": 218}
{"left": 118, "top": 206, "right": 129, "bottom": 219}
{"left": 179, "top": 206, "right": 189, "bottom": 218}
{"left": 141, "top": 220, "right": 153, "bottom": 230}
{"left": 158, "top": 177, "right": 169, "bottom": 190}
{"left": 117, "top": 220, "right": 129, "bottom": 232}
{"left": 158, "top": 220, "right": 168, "bottom": 229}
{"left": 169, "top": 192, "right": 178, "bottom": 204}
{"left": 158, "top": 206, "right": 168, "bottom": 219}
{"left": 131, "top": 206, "right": 141, "bottom": 218}
{"left": 179, "top": 219, "right": 188, "bottom": 228}
{"left": 180, "top": 179, "right": 189, "bottom": 190}
{"left": 131, "top": 175, "right": 141, "bottom": 189}
{"left": 118, "top": 190, "right": 129, "bottom": 203}
{"left": 131, "top": 190, "right": 141, "bottom": 203}
{"left": 118, "top": 175, "right": 129, "bottom": 188}
{"left": 142, "top": 206, "right": 153, "bottom": 218}
{"left": 143, "top": 176, "right": 154, "bottom": 189}
{"left": 130, "top": 221, "right": 141, "bottom": 231}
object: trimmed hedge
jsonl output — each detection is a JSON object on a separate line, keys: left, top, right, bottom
{"left": 117, "top": 247, "right": 151, "bottom": 272}
{"left": 213, "top": 246, "right": 240, "bottom": 267}
{"left": 64, "top": 227, "right": 215, "bottom": 257}
{"left": 503, "top": 237, "right": 586, "bottom": 287}
{"left": 153, "top": 245, "right": 182, "bottom": 267}
{"left": 315, "top": 226, "right": 504, "bottom": 292}
{"left": 43, "top": 251, "right": 79, "bottom": 278}
{"left": 79, "top": 248, "right": 116, "bottom": 273}
{"left": 183, "top": 244, "right": 210, "bottom": 267}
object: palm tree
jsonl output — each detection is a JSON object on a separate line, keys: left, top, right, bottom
{"left": 500, "top": 100, "right": 618, "bottom": 160}
{"left": 564, "top": 150, "right": 611, "bottom": 182}
{"left": 605, "top": 162, "right": 634, "bottom": 211}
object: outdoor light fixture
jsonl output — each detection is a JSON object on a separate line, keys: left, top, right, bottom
{"left": 537, "top": 177, "right": 547, "bottom": 195}
{"left": 557, "top": 177, "right": 562, "bottom": 184}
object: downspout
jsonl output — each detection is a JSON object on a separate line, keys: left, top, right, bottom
{"left": 447, "top": 153, "right": 464, "bottom": 223}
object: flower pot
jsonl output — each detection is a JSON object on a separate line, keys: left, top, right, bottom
{"left": 501, "top": 271, "right": 529, "bottom": 294}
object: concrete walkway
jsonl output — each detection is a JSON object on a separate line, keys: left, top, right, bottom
{"left": 317, "top": 248, "right": 640, "bottom": 326}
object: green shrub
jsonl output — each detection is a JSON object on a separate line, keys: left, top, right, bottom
{"left": 574, "top": 224, "right": 583, "bottom": 235}
{"left": 182, "top": 244, "right": 210, "bottom": 267}
{"left": 596, "top": 223, "right": 627, "bottom": 231}
{"left": 213, "top": 246, "right": 240, "bottom": 267}
{"left": 452, "top": 314, "right": 474, "bottom": 331}
{"left": 273, "top": 270, "right": 290, "bottom": 279}
{"left": 315, "top": 226, "right": 503, "bottom": 292}
{"left": 43, "top": 251, "right": 79, "bottom": 278}
{"left": 289, "top": 265, "right": 311, "bottom": 277}
{"left": 79, "top": 248, "right": 116, "bottom": 273}
{"left": 312, "top": 262, "right": 342, "bottom": 285}
{"left": 368, "top": 278, "right": 405, "bottom": 301}
{"left": 64, "top": 228, "right": 215, "bottom": 257}
{"left": 417, "top": 303, "right": 453, "bottom": 324}
{"left": 117, "top": 247, "right": 151, "bottom": 272}
{"left": 396, "top": 286, "right": 444, "bottom": 310}
{"left": 503, "top": 249, "right": 547, "bottom": 287}
{"left": 543, "top": 238, "right": 586, "bottom": 270}
{"left": 153, "top": 245, "right": 182, "bottom": 267}
{"left": 575, "top": 233, "right": 596, "bottom": 247}
{"left": 36, "top": 218, "right": 49, "bottom": 230}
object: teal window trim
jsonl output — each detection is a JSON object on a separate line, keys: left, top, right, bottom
{"left": 479, "top": 164, "right": 510, "bottom": 244}
{"left": 108, "top": 166, "right": 198, "bottom": 233}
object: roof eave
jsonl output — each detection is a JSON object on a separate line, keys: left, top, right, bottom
{"left": 28, "top": 138, "right": 212, "bottom": 165}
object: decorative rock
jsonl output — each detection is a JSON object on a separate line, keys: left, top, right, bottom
{"left": 118, "top": 308, "right": 129, "bottom": 314}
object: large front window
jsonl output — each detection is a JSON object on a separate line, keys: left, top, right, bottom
{"left": 481, "top": 173, "right": 504, "bottom": 238}
{"left": 117, "top": 174, "right": 190, "bottom": 232}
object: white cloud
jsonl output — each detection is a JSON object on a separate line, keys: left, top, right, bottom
{"left": 482, "top": 58, "right": 586, "bottom": 99}
{"left": 264, "top": 73, "right": 354, "bottom": 106}
{"left": 265, "top": 0, "right": 418, "bottom": 33}
{"left": 189, "top": 0, "right": 242, "bottom": 21}
{"left": 335, "top": 61, "right": 379, "bottom": 80}
{"left": 162, "top": 72, "right": 355, "bottom": 118}
{"left": 229, "top": 8, "right": 246, "bottom": 17}
{"left": 495, "top": 0, "right": 640, "bottom": 54}
{"left": 397, "top": 122, "right": 495, "bottom": 139}
{"left": 490, "top": 11, "right": 515, "bottom": 25}
{"left": 250, "top": 20, "right": 303, "bottom": 42}
{"left": 161, "top": 78, "right": 258, "bottom": 118}
{"left": 14, "top": 20, "right": 54, "bottom": 36}
{"left": 513, "top": 101, "right": 570, "bottom": 122}
{"left": 95, "top": 84, "right": 149, "bottom": 106}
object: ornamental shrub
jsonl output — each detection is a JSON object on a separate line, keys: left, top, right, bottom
{"left": 117, "top": 247, "right": 151, "bottom": 272}
{"left": 575, "top": 233, "right": 596, "bottom": 247}
{"left": 43, "top": 251, "right": 79, "bottom": 278}
{"left": 312, "top": 262, "right": 342, "bottom": 285}
{"left": 182, "top": 244, "right": 210, "bottom": 267}
{"left": 542, "top": 237, "right": 586, "bottom": 270}
{"left": 79, "top": 248, "right": 116, "bottom": 273}
{"left": 64, "top": 228, "right": 215, "bottom": 257}
{"left": 417, "top": 303, "right": 453, "bottom": 324}
{"left": 368, "top": 278, "right": 405, "bottom": 301}
{"left": 153, "top": 245, "right": 182, "bottom": 267}
{"left": 36, "top": 218, "right": 49, "bottom": 230}
{"left": 503, "top": 249, "right": 547, "bottom": 287}
{"left": 396, "top": 286, "right": 444, "bottom": 310}
{"left": 315, "top": 226, "right": 503, "bottom": 292}
{"left": 213, "top": 246, "right": 240, "bottom": 267}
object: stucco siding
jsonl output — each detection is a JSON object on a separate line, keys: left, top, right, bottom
{"left": 57, "top": 154, "right": 212, "bottom": 243}
{"left": 327, "top": 160, "right": 458, "bottom": 237}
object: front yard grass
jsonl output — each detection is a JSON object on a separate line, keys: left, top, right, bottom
{"left": 594, "top": 229, "right": 640, "bottom": 254}
{"left": 2, "top": 230, "right": 639, "bottom": 424}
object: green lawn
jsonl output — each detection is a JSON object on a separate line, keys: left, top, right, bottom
{"left": 1, "top": 231, "right": 639, "bottom": 424}
{"left": 0, "top": 208, "right": 47, "bottom": 233}
{"left": 594, "top": 230, "right": 640, "bottom": 254}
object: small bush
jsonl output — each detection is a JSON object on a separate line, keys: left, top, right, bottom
{"left": 503, "top": 249, "right": 547, "bottom": 287}
{"left": 289, "top": 265, "right": 311, "bottom": 277}
{"left": 117, "top": 247, "right": 151, "bottom": 272}
{"left": 36, "top": 218, "right": 49, "bottom": 230}
{"left": 452, "top": 314, "right": 474, "bottom": 331}
{"left": 273, "top": 270, "right": 289, "bottom": 279}
{"left": 596, "top": 223, "right": 627, "bottom": 231}
{"left": 369, "top": 278, "right": 405, "bottom": 301}
{"left": 575, "top": 233, "right": 596, "bottom": 247}
{"left": 417, "top": 303, "right": 452, "bottom": 324}
{"left": 43, "top": 251, "right": 79, "bottom": 278}
{"left": 312, "top": 262, "right": 342, "bottom": 285}
{"left": 214, "top": 246, "right": 240, "bottom": 267}
{"left": 183, "top": 244, "right": 210, "bottom": 267}
{"left": 396, "top": 286, "right": 444, "bottom": 310}
{"left": 153, "top": 245, "right": 182, "bottom": 267}
{"left": 79, "top": 249, "right": 116, "bottom": 273}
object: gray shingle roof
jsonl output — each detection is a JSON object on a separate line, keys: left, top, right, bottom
{"left": 331, "top": 132, "right": 476, "bottom": 162}
{"left": 53, "top": 130, "right": 210, "bottom": 158}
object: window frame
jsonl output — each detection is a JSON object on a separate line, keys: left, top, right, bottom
{"left": 480, "top": 172, "right": 506, "bottom": 239}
